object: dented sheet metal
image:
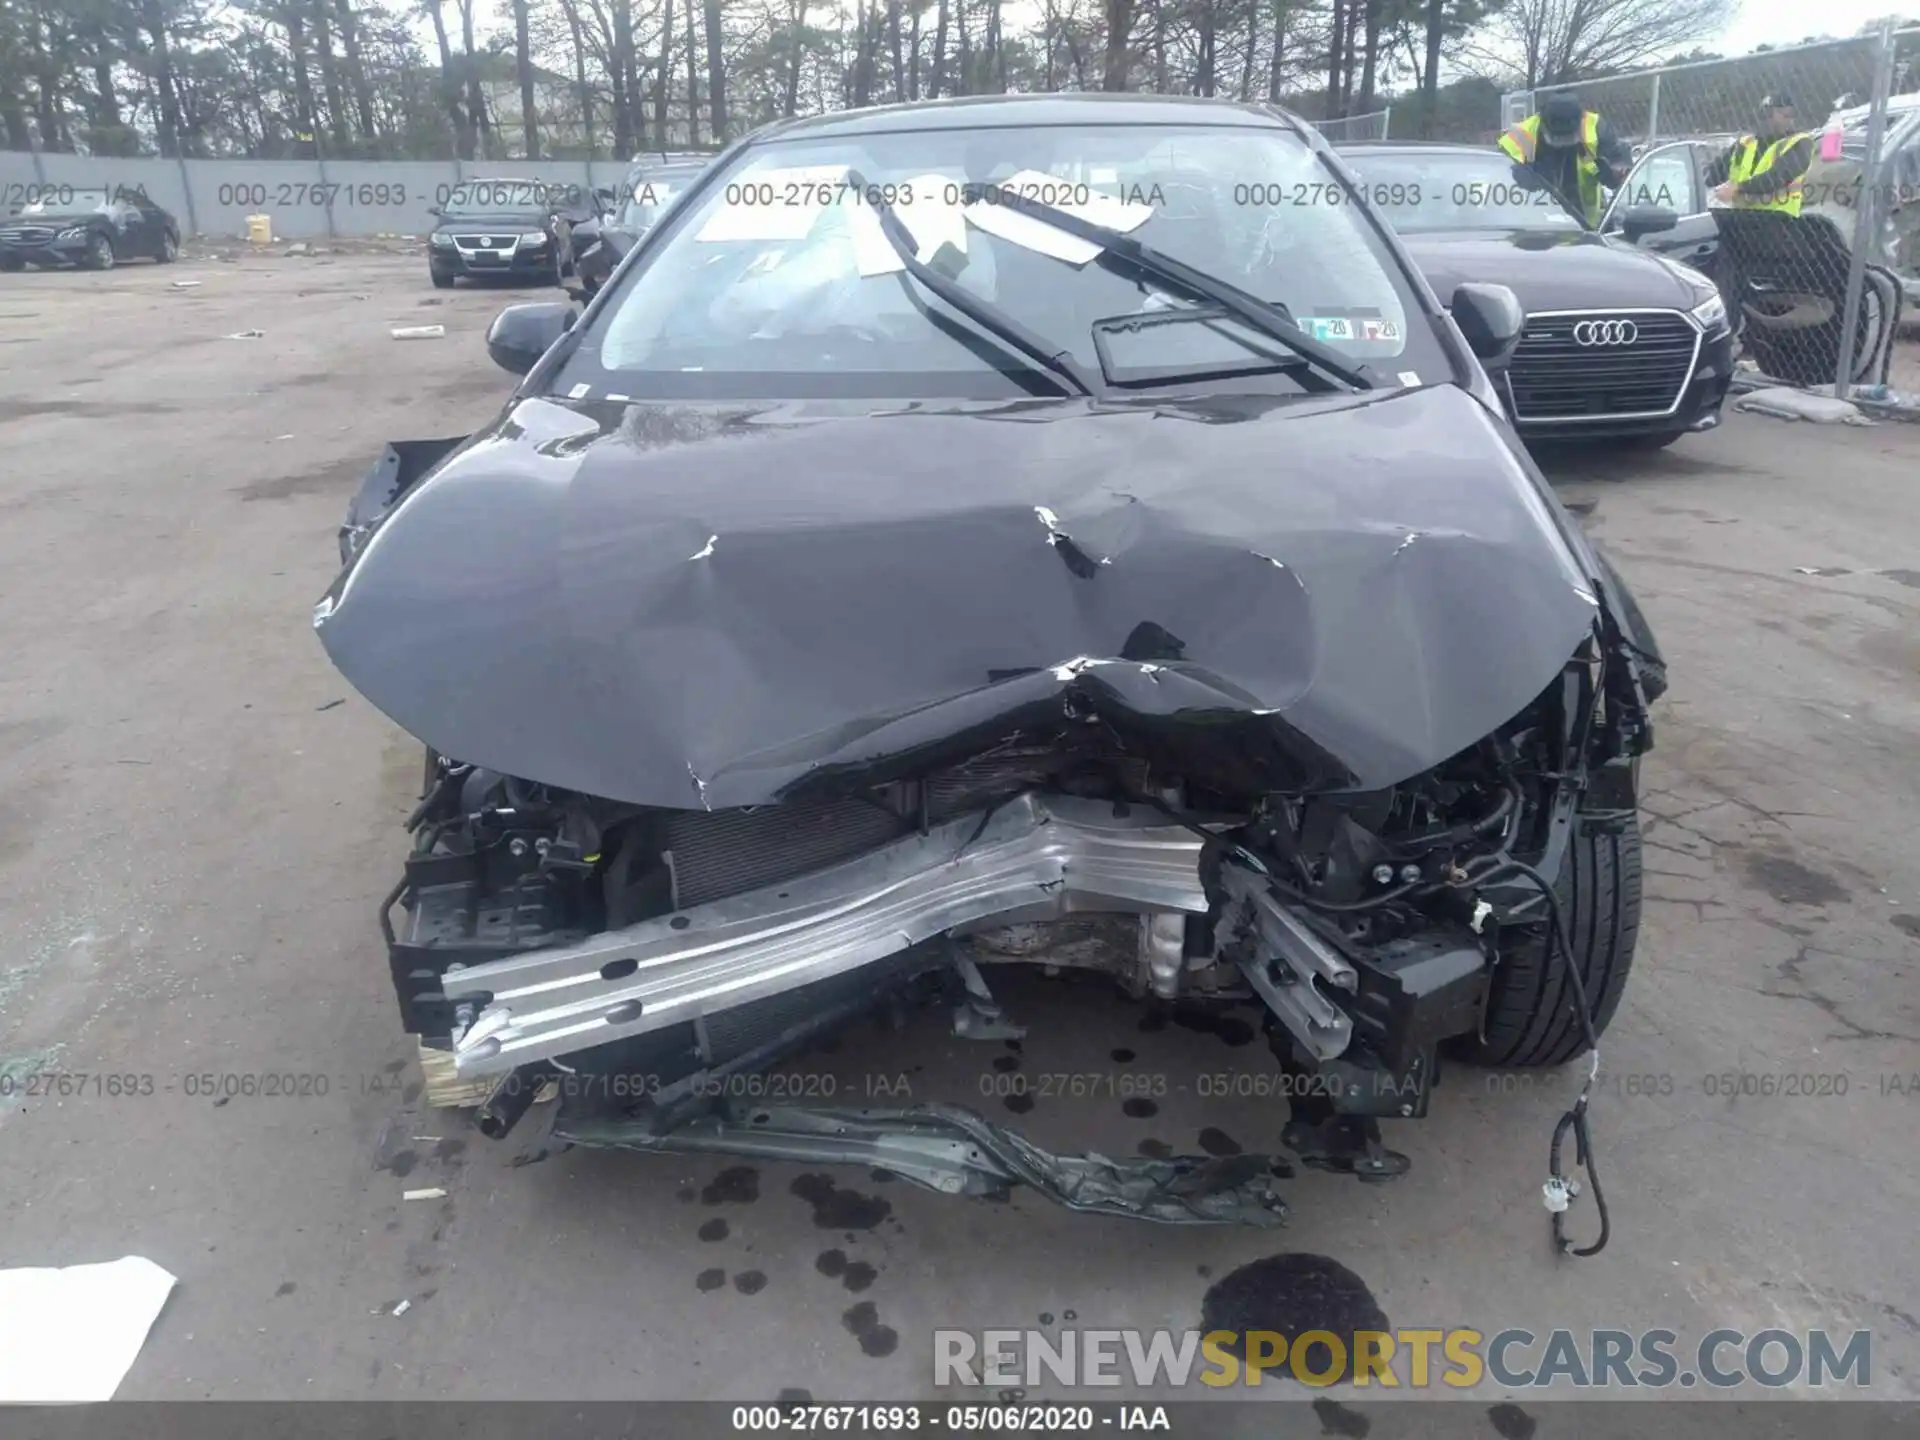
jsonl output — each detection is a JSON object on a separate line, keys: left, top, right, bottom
{"left": 315, "top": 383, "right": 1597, "bottom": 810}
{"left": 556, "top": 1100, "right": 1290, "bottom": 1226}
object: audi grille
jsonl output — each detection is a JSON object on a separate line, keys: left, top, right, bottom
{"left": 1504, "top": 309, "right": 1703, "bottom": 423}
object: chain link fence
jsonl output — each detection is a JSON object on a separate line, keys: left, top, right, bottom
{"left": 1505, "top": 24, "right": 1920, "bottom": 396}
{"left": 1312, "top": 108, "right": 1393, "bottom": 142}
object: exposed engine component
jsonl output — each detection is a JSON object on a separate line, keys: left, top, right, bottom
{"left": 381, "top": 649, "right": 1635, "bottom": 1250}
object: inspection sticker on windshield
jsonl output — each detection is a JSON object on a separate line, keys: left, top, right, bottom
{"left": 1398, "top": 371, "right": 1422, "bottom": 387}
{"left": 1361, "top": 319, "right": 1401, "bottom": 341}
{"left": 1300, "top": 317, "right": 1354, "bottom": 342}
{"left": 696, "top": 164, "right": 851, "bottom": 243}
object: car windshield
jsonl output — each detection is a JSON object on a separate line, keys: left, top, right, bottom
{"left": 19, "top": 188, "right": 112, "bottom": 215}
{"left": 562, "top": 120, "right": 1443, "bottom": 400}
{"left": 441, "top": 180, "right": 547, "bottom": 216}
{"left": 619, "top": 170, "right": 703, "bottom": 229}
{"left": 1344, "top": 150, "right": 1587, "bottom": 233}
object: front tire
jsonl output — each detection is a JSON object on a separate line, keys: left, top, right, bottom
{"left": 0, "top": 255, "right": 22, "bottom": 273}
{"left": 430, "top": 268, "right": 455, "bottom": 289}
{"left": 1451, "top": 814, "right": 1643, "bottom": 1068}
{"left": 85, "top": 232, "right": 116, "bottom": 271}
{"left": 156, "top": 229, "right": 179, "bottom": 263}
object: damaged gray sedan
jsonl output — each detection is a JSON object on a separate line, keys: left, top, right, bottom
{"left": 318, "top": 95, "right": 1664, "bottom": 1240}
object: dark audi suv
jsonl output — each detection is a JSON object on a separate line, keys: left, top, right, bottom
{"left": 1342, "top": 141, "right": 1736, "bottom": 448}
{"left": 427, "top": 179, "right": 575, "bottom": 288}
{"left": 322, "top": 96, "right": 1663, "bottom": 1242}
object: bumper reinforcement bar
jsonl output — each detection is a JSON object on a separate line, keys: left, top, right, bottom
{"left": 440, "top": 793, "right": 1211, "bottom": 1079}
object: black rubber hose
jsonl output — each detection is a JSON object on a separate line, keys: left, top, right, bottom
{"left": 475, "top": 1063, "right": 558, "bottom": 1141}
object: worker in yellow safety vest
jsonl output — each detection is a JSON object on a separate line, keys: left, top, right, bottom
{"left": 1497, "top": 93, "right": 1633, "bottom": 227}
{"left": 1706, "top": 94, "right": 1815, "bottom": 215}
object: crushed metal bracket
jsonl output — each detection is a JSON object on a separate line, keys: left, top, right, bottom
{"left": 1282, "top": 1112, "right": 1410, "bottom": 1184}
{"left": 555, "top": 1099, "right": 1290, "bottom": 1226}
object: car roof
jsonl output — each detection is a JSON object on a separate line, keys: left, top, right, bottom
{"left": 754, "top": 92, "right": 1303, "bottom": 141}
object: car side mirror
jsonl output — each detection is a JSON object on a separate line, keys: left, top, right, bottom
{"left": 1450, "top": 282, "right": 1526, "bottom": 368}
{"left": 1620, "top": 204, "right": 1678, "bottom": 242}
{"left": 486, "top": 302, "right": 575, "bottom": 376}
{"left": 426, "top": 205, "right": 441, "bottom": 218}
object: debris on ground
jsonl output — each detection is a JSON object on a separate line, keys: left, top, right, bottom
{"left": 286, "top": 243, "right": 309, "bottom": 256}
{"left": 391, "top": 1299, "right": 412, "bottom": 1316}
{"left": 170, "top": 280, "right": 202, "bottom": 290}
{"left": 224, "top": 330, "right": 264, "bottom": 340}
{"left": 1734, "top": 387, "right": 1872, "bottom": 425}
{"left": 402, "top": 1187, "right": 447, "bottom": 1201}
{"left": 391, "top": 325, "right": 445, "bottom": 340}
{"left": 1849, "top": 383, "right": 1920, "bottom": 421}
{"left": 0, "top": 1256, "right": 177, "bottom": 1403}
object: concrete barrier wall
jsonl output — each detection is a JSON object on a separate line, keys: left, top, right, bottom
{"left": 0, "top": 154, "right": 637, "bottom": 239}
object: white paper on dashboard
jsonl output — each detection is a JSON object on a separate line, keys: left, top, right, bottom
{"left": 695, "top": 164, "right": 851, "bottom": 243}
{"left": 850, "top": 174, "right": 969, "bottom": 277}
{"left": 961, "top": 202, "right": 1104, "bottom": 265}
{"left": 848, "top": 205, "right": 904, "bottom": 276}
{"left": 992, "top": 170, "right": 1158, "bottom": 233}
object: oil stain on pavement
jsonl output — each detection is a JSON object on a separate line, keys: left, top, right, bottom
{"left": 1200, "top": 1253, "right": 1389, "bottom": 1384}
{"left": 842, "top": 1300, "right": 900, "bottom": 1356}
{"left": 791, "top": 1173, "right": 892, "bottom": 1229}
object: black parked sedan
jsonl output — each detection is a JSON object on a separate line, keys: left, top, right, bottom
{"left": 569, "top": 158, "right": 712, "bottom": 299}
{"left": 426, "top": 179, "right": 575, "bottom": 288}
{"left": 1, "top": 185, "right": 180, "bottom": 271}
{"left": 1341, "top": 142, "right": 1735, "bottom": 448}
{"left": 320, "top": 95, "right": 1662, "bottom": 1243}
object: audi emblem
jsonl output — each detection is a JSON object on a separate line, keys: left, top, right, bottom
{"left": 1572, "top": 319, "right": 1639, "bottom": 346}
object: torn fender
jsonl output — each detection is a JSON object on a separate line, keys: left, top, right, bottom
{"left": 338, "top": 436, "right": 469, "bottom": 565}
{"left": 316, "top": 384, "right": 1600, "bottom": 808}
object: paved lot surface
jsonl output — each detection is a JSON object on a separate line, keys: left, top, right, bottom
{"left": 1, "top": 254, "right": 1917, "bottom": 1409}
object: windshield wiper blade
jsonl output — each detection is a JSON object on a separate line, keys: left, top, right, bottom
{"left": 846, "top": 169, "right": 1098, "bottom": 398}
{"left": 983, "top": 188, "right": 1376, "bottom": 392}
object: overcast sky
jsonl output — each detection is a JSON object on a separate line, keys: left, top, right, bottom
{"left": 1727, "top": 1, "right": 1912, "bottom": 48}
{"left": 456, "top": 2, "right": 1916, "bottom": 88}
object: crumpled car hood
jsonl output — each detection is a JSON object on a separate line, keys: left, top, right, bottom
{"left": 315, "top": 384, "right": 1600, "bottom": 809}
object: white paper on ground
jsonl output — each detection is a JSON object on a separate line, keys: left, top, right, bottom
{"left": 0, "top": 1256, "right": 178, "bottom": 1403}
